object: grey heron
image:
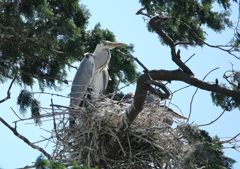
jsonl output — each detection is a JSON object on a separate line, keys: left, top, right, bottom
{"left": 69, "top": 40, "right": 125, "bottom": 126}
{"left": 122, "top": 92, "right": 160, "bottom": 104}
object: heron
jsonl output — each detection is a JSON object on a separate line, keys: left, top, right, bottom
{"left": 122, "top": 92, "right": 160, "bottom": 104}
{"left": 122, "top": 92, "right": 187, "bottom": 126}
{"left": 69, "top": 40, "right": 125, "bottom": 126}
{"left": 159, "top": 105, "right": 187, "bottom": 126}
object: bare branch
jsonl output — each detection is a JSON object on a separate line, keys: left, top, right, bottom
{"left": 11, "top": 107, "right": 22, "bottom": 120}
{"left": 148, "top": 69, "right": 240, "bottom": 98}
{"left": 16, "top": 165, "right": 36, "bottom": 169}
{"left": 178, "top": 20, "right": 240, "bottom": 60}
{"left": 187, "top": 67, "right": 219, "bottom": 122}
{"left": 145, "top": 80, "right": 170, "bottom": 100}
{"left": 184, "top": 53, "right": 195, "bottom": 64}
{"left": 220, "top": 133, "right": 240, "bottom": 144}
{"left": 0, "top": 117, "right": 51, "bottom": 160}
{"left": 198, "top": 109, "right": 226, "bottom": 127}
{"left": 136, "top": 7, "right": 151, "bottom": 18}
{"left": 0, "top": 67, "right": 18, "bottom": 103}
{"left": 116, "top": 49, "right": 149, "bottom": 73}
{"left": 148, "top": 15, "right": 194, "bottom": 75}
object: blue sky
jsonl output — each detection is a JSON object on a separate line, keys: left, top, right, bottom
{"left": 1, "top": 1, "right": 240, "bottom": 168}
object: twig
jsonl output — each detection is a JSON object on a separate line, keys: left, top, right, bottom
{"left": 178, "top": 20, "right": 240, "bottom": 60}
{"left": 111, "top": 72, "right": 123, "bottom": 100}
{"left": 10, "top": 107, "right": 22, "bottom": 120}
{"left": 16, "top": 165, "right": 36, "bottom": 169}
{"left": 186, "top": 67, "right": 219, "bottom": 123}
{"left": 219, "top": 133, "right": 240, "bottom": 144}
{"left": 116, "top": 49, "right": 149, "bottom": 73}
{"left": 172, "top": 85, "right": 191, "bottom": 94}
{"left": 148, "top": 15, "right": 194, "bottom": 75}
{"left": 51, "top": 99, "right": 62, "bottom": 141}
{"left": 198, "top": 109, "right": 226, "bottom": 127}
{"left": 184, "top": 53, "right": 195, "bottom": 64}
{"left": 0, "top": 117, "right": 51, "bottom": 160}
{"left": 0, "top": 67, "right": 18, "bottom": 103}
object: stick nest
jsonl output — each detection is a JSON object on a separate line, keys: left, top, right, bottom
{"left": 51, "top": 96, "right": 189, "bottom": 169}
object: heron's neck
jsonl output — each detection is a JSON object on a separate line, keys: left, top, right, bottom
{"left": 93, "top": 49, "right": 111, "bottom": 70}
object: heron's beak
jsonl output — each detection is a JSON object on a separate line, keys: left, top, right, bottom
{"left": 108, "top": 42, "right": 125, "bottom": 49}
{"left": 173, "top": 113, "right": 188, "bottom": 120}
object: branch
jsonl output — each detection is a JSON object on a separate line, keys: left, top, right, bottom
{"left": 178, "top": 20, "right": 240, "bottom": 60}
{"left": 0, "top": 67, "right": 18, "bottom": 103}
{"left": 148, "top": 69, "right": 240, "bottom": 98}
{"left": 149, "top": 15, "right": 194, "bottom": 75}
{"left": 219, "top": 133, "right": 240, "bottom": 144}
{"left": 198, "top": 109, "right": 226, "bottom": 127}
{"left": 116, "top": 49, "right": 149, "bottom": 73}
{"left": 0, "top": 117, "right": 51, "bottom": 160}
{"left": 145, "top": 80, "right": 170, "bottom": 99}
{"left": 187, "top": 67, "right": 219, "bottom": 122}
{"left": 107, "top": 69, "right": 240, "bottom": 157}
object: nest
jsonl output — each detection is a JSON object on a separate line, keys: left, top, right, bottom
{"left": 50, "top": 96, "right": 189, "bottom": 169}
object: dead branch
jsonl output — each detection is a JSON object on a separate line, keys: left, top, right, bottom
{"left": 145, "top": 79, "right": 170, "bottom": 99}
{"left": 220, "top": 133, "right": 240, "bottom": 144}
{"left": 0, "top": 67, "right": 18, "bottom": 103}
{"left": 178, "top": 20, "right": 240, "bottom": 60}
{"left": 148, "top": 15, "right": 194, "bottom": 75}
{"left": 147, "top": 69, "right": 240, "bottom": 98}
{"left": 0, "top": 117, "right": 51, "bottom": 160}
{"left": 116, "top": 49, "right": 149, "bottom": 73}
{"left": 16, "top": 165, "right": 35, "bottom": 169}
{"left": 187, "top": 67, "right": 219, "bottom": 122}
{"left": 198, "top": 109, "right": 226, "bottom": 127}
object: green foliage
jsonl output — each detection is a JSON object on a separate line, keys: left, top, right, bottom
{"left": 211, "top": 92, "right": 240, "bottom": 111}
{"left": 178, "top": 124, "right": 236, "bottom": 169}
{"left": 72, "top": 161, "right": 98, "bottom": 169}
{"left": 17, "top": 89, "right": 42, "bottom": 125}
{"left": 0, "top": 0, "right": 89, "bottom": 88}
{"left": 139, "top": 0, "right": 234, "bottom": 47}
{"left": 83, "top": 23, "right": 140, "bottom": 94}
{"left": 211, "top": 77, "right": 240, "bottom": 111}
{"left": 35, "top": 154, "right": 98, "bottom": 169}
{"left": 35, "top": 154, "right": 49, "bottom": 169}
{"left": 0, "top": 2, "right": 139, "bottom": 121}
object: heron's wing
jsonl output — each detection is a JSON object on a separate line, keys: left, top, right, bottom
{"left": 70, "top": 54, "right": 95, "bottom": 107}
{"left": 101, "top": 69, "right": 109, "bottom": 93}
{"left": 146, "top": 94, "right": 157, "bottom": 103}
{"left": 92, "top": 68, "right": 109, "bottom": 94}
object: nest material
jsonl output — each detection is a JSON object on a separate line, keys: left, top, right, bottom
{"left": 51, "top": 96, "right": 188, "bottom": 169}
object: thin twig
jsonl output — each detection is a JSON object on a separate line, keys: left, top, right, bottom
{"left": 0, "top": 117, "right": 51, "bottom": 160}
{"left": 0, "top": 67, "right": 18, "bottom": 103}
{"left": 186, "top": 67, "right": 219, "bottom": 123}
{"left": 172, "top": 85, "right": 191, "bottom": 94}
{"left": 116, "top": 49, "right": 149, "bottom": 73}
{"left": 198, "top": 109, "right": 226, "bottom": 127}
{"left": 51, "top": 99, "right": 61, "bottom": 141}
{"left": 11, "top": 107, "right": 22, "bottom": 120}
{"left": 184, "top": 53, "right": 195, "bottom": 64}
{"left": 220, "top": 133, "right": 240, "bottom": 144}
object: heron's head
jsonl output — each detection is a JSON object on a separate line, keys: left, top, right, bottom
{"left": 159, "top": 105, "right": 188, "bottom": 120}
{"left": 95, "top": 40, "right": 125, "bottom": 52}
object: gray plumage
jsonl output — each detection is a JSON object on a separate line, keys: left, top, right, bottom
{"left": 69, "top": 40, "right": 124, "bottom": 126}
{"left": 122, "top": 92, "right": 159, "bottom": 104}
